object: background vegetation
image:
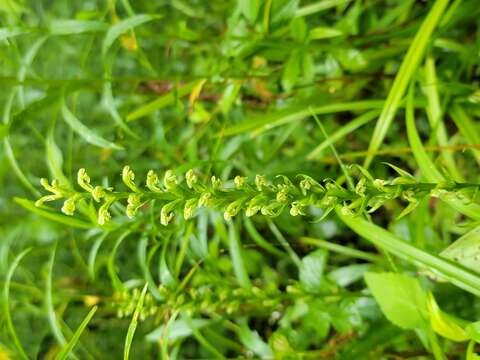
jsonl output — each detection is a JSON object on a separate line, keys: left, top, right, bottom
{"left": 1, "top": 0, "right": 480, "bottom": 358}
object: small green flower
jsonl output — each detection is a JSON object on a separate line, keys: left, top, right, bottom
{"left": 122, "top": 166, "right": 141, "bottom": 193}
{"left": 146, "top": 170, "right": 163, "bottom": 192}
{"left": 163, "top": 170, "right": 178, "bottom": 190}
{"left": 77, "top": 168, "right": 93, "bottom": 192}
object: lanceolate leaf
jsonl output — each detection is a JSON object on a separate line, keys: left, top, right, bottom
{"left": 61, "top": 101, "right": 123, "bottom": 150}
{"left": 364, "top": 0, "right": 450, "bottom": 168}
{"left": 337, "top": 209, "right": 480, "bottom": 296}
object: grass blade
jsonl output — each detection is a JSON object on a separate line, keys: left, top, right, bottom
{"left": 3, "top": 248, "right": 31, "bottom": 360}
{"left": 228, "top": 221, "right": 251, "bottom": 289}
{"left": 364, "top": 0, "right": 450, "bottom": 168}
{"left": 126, "top": 80, "right": 197, "bottom": 121}
{"left": 55, "top": 306, "right": 98, "bottom": 360}
{"left": 46, "top": 242, "right": 67, "bottom": 347}
{"left": 61, "top": 101, "right": 122, "bottom": 150}
{"left": 422, "top": 56, "right": 462, "bottom": 181}
{"left": 307, "top": 110, "right": 380, "bottom": 160}
{"left": 124, "top": 283, "right": 148, "bottom": 360}
{"left": 48, "top": 20, "right": 108, "bottom": 35}
{"left": 337, "top": 209, "right": 480, "bottom": 296}
{"left": 449, "top": 104, "right": 480, "bottom": 165}
{"left": 223, "top": 100, "right": 385, "bottom": 136}
{"left": 405, "top": 86, "right": 480, "bottom": 220}
{"left": 102, "top": 14, "right": 160, "bottom": 58}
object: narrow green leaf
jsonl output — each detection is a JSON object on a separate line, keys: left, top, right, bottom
{"left": 222, "top": 100, "right": 385, "bottom": 136}
{"left": 364, "top": 0, "right": 450, "bottom": 168}
{"left": 127, "top": 81, "right": 197, "bottom": 121}
{"left": 307, "top": 110, "right": 379, "bottom": 160}
{"left": 0, "top": 27, "right": 26, "bottom": 41}
{"left": 365, "top": 272, "right": 427, "bottom": 330}
{"left": 450, "top": 104, "right": 480, "bottom": 165}
{"left": 422, "top": 56, "right": 462, "bottom": 181}
{"left": 337, "top": 209, "right": 480, "bottom": 296}
{"left": 124, "top": 283, "right": 148, "bottom": 360}
{"left": 3, "top": 248, "right": 31, "bottom": 360}
{"left": 405, "top": 84, "right": 444, "bottom": 182}
{"left": 14, "top": 198, "right": 93, "bottom": 229}
{"left": 55, "top": 306, "right": 98, "bottom": 360}
{"left": 405, "top": 86, "right": 480, "bottom": 220}
{"left": 49, "top": 20, "right": 108, "bottom": 35}
{"left": 61, "top": 101, "right": 122, "bottom": 150}
{"left": 309, "top": 26, "right": 343, "bottom": 40}
{"left": 46, "top": 127, "right": 70, "bottom": 187}
{"left": 281, "top": 50, "right": 300, "bottom": 91}
{"left": 46, "top": 243, "right": 67, "bottom": 347}
{"left": 228, "top": 222, "right": 251, "bottom": 289}
{"left": 102, "top": 14, "right": 160, "bottom": 57}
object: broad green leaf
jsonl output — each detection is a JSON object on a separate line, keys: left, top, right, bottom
{"left": 239, "top": 0, "right": 262, "bottom": 23}
{"left": 440, "top": 226, "right": 480, "bottom": 274}
{"left": 365, "top": 272, "right": 427, "bottom": 330}
{"left": 55, "top": 306, "right": 98, "bottom": 360}
{"left": 239, "top": 320, "right": 272, "bottom": 357}
{"left": 299, "top": 249, "right": 328, "bottom": 293}
{"left": 426, "top": 292, "right": 469, "bottom": 342}
{"left": 146, "top": 318, "right": 210, "bottom": 342}
{"left": 49, "top": 19, "right": 108, "bottom": 35}
{"left": 465, "top": 322, "right": 480, "bottom": 342}
{"left": 61, "top": 101, "right": 122, "bottom": 150}
{"left": 364, "top": 0, "right": 450, "bottom": 168}
{"left": 102, "top": 14, "right": 160, "bottom": 57}
{"left": 337, "top": 209, "right": 480, "bottom": 296}
{"left": 124, "top": 284, "right": 148, "bottom": 360}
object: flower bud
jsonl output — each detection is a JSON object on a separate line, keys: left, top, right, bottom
{"left": 186, "top": 169, "right": 198, "bottom": 189}
{"left": 146, "top": 170, "right": 163, "bottom": 192}
{"left": 184, "top": 198, "right": 198, "bottom": 220}
{"left": 255, "top": 175, "right": 268, "bottom": 190}
{"left": 126, "top": 194, "right": 142, "bottom": 219}
{"left": 163, "top": 170, "right": 177, "bottom": 190}
{"left": 211, "top": 176, "right": 223, "bottom": 189}
{"left": 224, "top": 199, "right": 244, "bottom": 221}
{"left": 198, "top": 192, "right": 212, "bottom": 207}
{"left": 98, "top": 198, "right": 115, "bottom": 225}
{"left": 160, "top": 200, "right": 180, "bottom": 226}
{"left": 122, "top": 166, "right": 140, "bottom": 193}
{"left": 61, "top": 197, "right": 77, "bottom": 216}
{"left": 234, "top": 176, "right": 246, "bottom": 189}
{"left": 290, "top": 201, "right": 306, "bottom": 216}
{"left": 92, "top": 186, "right": 106, "bottom": 202}
{"left": 77, "top": 168, "right": 93, "bottom": 192}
